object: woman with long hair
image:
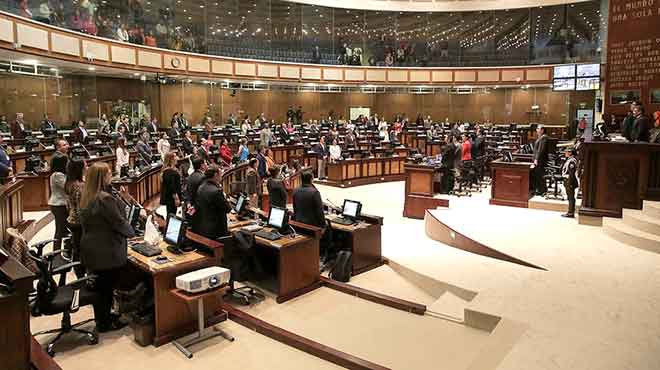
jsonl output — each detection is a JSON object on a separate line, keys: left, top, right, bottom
{"left": 48, "top": 153, "right": 69, "bottom": 251}
{"left": 65, "top": 158, "right": 86, "bottom": 278}
{"left": 160, "top": 151, "right": 182, "bottom": 215}
{"left": 115, "top": 136, "right": 130, "bottom": 175}
{"left": 79, "top": 162, "right": 134, "bottom": 332}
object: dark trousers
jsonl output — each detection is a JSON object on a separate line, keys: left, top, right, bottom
{"left": 533, "top": 164, "right": 547, "bottom": 195}
{"left": 91, "top": 267, "right": 123, "bottom": 328}
{"left": 442, "top": 167, "right": 455, "bottom": 194}
{"left": 162, "top": 201, "right": 176, "bottom": 216}
{"left": 565, "top": 182, "right": 576, "bottom": 215}
{"left": 50, "top": 205, "right": 69, "bottom": 250}
{"left": 69, "top": 223, "right": 85, "bottom": 278}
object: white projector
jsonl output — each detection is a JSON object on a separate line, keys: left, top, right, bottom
{"left": 175, "top": 267, "right": 231, "bottom": 294}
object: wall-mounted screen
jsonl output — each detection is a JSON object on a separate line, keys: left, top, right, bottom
{"left": 554, "top": 65, "right": 576, "bottom": 78}
{"left": 577, "top": 64, "right": 600, "bottom": 77}
{"left": 576, "top": 77, "right": 600, "bottom": 91}
{"left": 553, "top": 78, "right": 576, "bottom": 91}
{"left": 610, "top": 90, "right": 641, "bottom": 105}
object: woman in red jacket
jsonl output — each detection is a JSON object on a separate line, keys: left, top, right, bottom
{"left": 219, "top": 138, "right": 233, "bottom": 165}
{"left": 461, "top": 133, "right": 472, "bottom": 161}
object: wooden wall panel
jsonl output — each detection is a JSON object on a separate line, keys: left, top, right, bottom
{"left": 454, "top": 71, "right": 476, "bottom": 82}
{"left": 50, "top": 33, "right": 80, "bottom": 56}
{"left": 16, "top": 23, "right": 48, "bottom": 50}
{"left": 478, "top": 70, "right": 499, "bottom": 82}
{"left": 280, "top": 66, "right": 300, "bottom": 79}
{"left": 366, "top": 70, "right": 386, "bottom": 82}
{"left": 526, "top": 68, "right": 550, "bottom": 81}
{"left": 345, "top": 69, "right": 365, "bottom": 82}
{"left": 188, "top": 58, "right": 210, "bottom": 73}
{"left": 301, "top": 68, "right": 322, "bottom": 80}
{"left": 138, "top": 50, "right": 162, "bottom": 68}
{"left": 82, "top": 40, "right": 109, "bottom": 61}
{"left": 163, "top": 55, "right": 186, "bottom": 71}
{"left": 501, "top": 70, "right": 524, "bottom": 82}
{"left": 323, "top": 69, "right": 343, "bottom": 81}
{"left": 212, "top": 60, "right": 233, "bottom": 75}
{"left": 409, "top": 71, "right": 431, "bottom": 83}
{"left": 110, "top": 46, "right": 136, "bottom": 65}
{"left": 0, "top": 17, "right": 13, "bottom": 42}
{"left": 387, "top": 70, "right": 408, "bottom": 82}
{"left": 235, "top": 62, "right": 256, "bottom": 76}
{"left": 432, "top": 70, "right": 453, "bottom": 82}
{"left": 258, "top": 64, "right": 278, "bottom": 78}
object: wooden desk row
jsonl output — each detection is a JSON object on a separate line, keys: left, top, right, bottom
{"left": 325, "top": 156, "right": 406, "bottom": 187}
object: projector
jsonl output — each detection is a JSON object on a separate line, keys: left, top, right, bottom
{"left": 175, "top": 267, "right": 230, "bottom": 294}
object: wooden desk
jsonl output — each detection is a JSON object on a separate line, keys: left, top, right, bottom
{"left": 15, "top": 172, "right": 49, "bottom": 212}
{"left": 127, "top": 241, "right": 221, "bottom": 346}
{"left": 113, "top": 164, "right": 162, "bottom": 206}
{"left": 326, "top": 214, "right": 383, "bottom": 276}
{"left": 325, "top": 156, "right": 406, "bottom": 188}
{"left": 228, "top": 219, "right": 320, "bottom": 304}
{"left": 489, "top": 159, "right": 533, "bottom": 208}
{"left": 0, "top": 255, "right": 35, "bottom": 370}
{"left": 579, "top": 142, "right": 660, "bottom": 219}
{"left": 403, "top": 163, "right": 449, "bottom": 219}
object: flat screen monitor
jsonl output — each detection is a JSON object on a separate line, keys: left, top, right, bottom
{"left": 342, "top": 200, "right": 362, "bottom": 219}
{"left": 553, "top": 78, "right": 576, "bottom": 91}
{"left": 235, "top": 194, "right": 247, "bottom": 214}
{"left": 577, "top": 63, "right": 600, "bottom": 77}
{"left": 164, "top": 214, "right": 185, "bottom": 246}
{"left": 268, "top": 206, "right": 287, "bottom": 230}
{"left": 576, "top": 77, "right": 600, "bottom": 91}
{"left": 554, "top": 65, "right": 575, "bottom": 79}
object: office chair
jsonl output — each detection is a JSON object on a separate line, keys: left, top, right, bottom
{"left": 544, "top": 154, "right": 566, "bottom": 201}
{"left": 219, "top": 234, "right": 265, "bottom": 306}
{"left": 29, "top": 249, "right": 99, "bottom": 357}
{"left": 453, "top": 164, "right": 472, "bottom": 197}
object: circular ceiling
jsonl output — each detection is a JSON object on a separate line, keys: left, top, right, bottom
{"left": 282, "top": 0, "right": 593, "bottom": 12}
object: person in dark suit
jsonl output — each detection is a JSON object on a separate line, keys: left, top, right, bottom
{"left": 533, "top": 126, "right": 549, "bottom": 196}
{"left": 146, "top": 118, "right": 159, "bottom": 134}
{"left": 160, "top": 152, "right": 182, "bottom": 215}
{"left": 631, "top": 104, "right": 651, "bottom": 142}
{"left": 11, "top": 113, "right": 27, "bottom": 139}
{"left": 256, "top": 146, "right": 268, "bottom": 178}
{"left": 266, "top": 165, "right": 287, "bottom": 209}
{"left": 72, "top": 120, "right": 90, "bottom": 144}
{"left": 561, "top": 147, "right": 579, "bottom": 218}
{"left": 440, "top": 135, "right": 455, "bottom": 194}
{"left": 79, "top": 162, "right": 133, "bottom": 332}
{"left": 471, "top": 128, "right": 485, "bottom": 159}
{"left": 292, "top": 171, "right": 325, "bottom": 228}
{"left": 135, "top": 131, "right": 152, "bottom": 164}
{"left": 0, "top": 135, "right": 12, "bottom": 179}
{"left": 192, "top": 165, "right": 231, "bottom": 240}
{"left": 168, "top": 121, "right": 181, "bottom": 139}
{"left": 40, "top": 114, "right": 57, "bottom": 132}
{"left": 181, "top": 130, "right": 195, "bottom": 156}
{"left": 313, "top": 136, "right": 329, "bottom": 179}
{"left": 246, "top": 158, "right": 261, "bottom": 207}
{"left": 185, "top": 157, "right": 207, "bottom": 224}
{"left": 621, "top": 110, "right": 635, "bottom": 141}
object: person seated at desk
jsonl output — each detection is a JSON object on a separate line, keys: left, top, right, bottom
{"left": 135, "top": 131, "right": 152, "bottom": 164}
{"left": 115, "top": 137, "right": 130, "bottom": 175}
{"left": 292, "top": 171, "right": 325, "bottom": 229}
{"left": 267, "top": 165, "right": 287, "bottom": 209}
{"left": 193, "top": 165, "right": 231, "bottom": 240}
{"left": 79, "top": 162, "right": 133, "bottom": 332}
{"left": 40, "top": 114, "right": 57, "bottom": 132}
{"left": 72, "top": 120, "right": 90, "bottom": 144}
{"left": 161, "top": 151, "right": 182, "bottom": 215}
{"left": 11, "top": 113, "right": 27, "bottom": 139}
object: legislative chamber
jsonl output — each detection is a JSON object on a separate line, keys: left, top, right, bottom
{"left": 0, "top": 0, "right": 659, "bottom": 369}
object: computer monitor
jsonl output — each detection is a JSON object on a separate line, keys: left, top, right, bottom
{"left": 164, "top": 214, "right": 185, "bottom": 246}
{"left": 268, "top": 206, "right": 288, "bottom": 231}
{"left": 342, "top": 200, "right": 362, "bottom": 219}
{"left": 235, "top": 194, "right": 247, "bottom": 214}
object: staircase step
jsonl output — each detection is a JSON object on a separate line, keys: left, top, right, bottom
{"left": 643, "top": 201, "right": 660, "bottom": 218}
{"left": 603, "top": 217, "right": 660, "bottom": 255}
{"left": 623, "top": 209, "right": 660, "bottom": 236}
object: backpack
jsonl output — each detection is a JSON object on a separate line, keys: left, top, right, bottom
{"left": 330, "top": 250, "right": 352, "bottom": 283}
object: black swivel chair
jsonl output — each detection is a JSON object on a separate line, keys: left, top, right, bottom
{"left": 29, "top": 249, "right": 99, "bottom": 357}
{"left": 218, "top": 234, "right": 265, "bottom": 305}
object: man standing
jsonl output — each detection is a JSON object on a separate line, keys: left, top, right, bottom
{"left": 135, "top": 131, "right": 152, "bottom": 164}
{"left": 72, "top": 120, "right": 89, "bottom": 144}
{"left": 561, "top": 148, "right": 579, "bottom": 218}
{"left": 440, "top": 135, "right": 455, "bottom": 194}
{"left": 292, "top": 171, "right": 325, "bottom": 228}
{"left": 185, "top": 157, "right": 207, "bottom": 225}
{"left": 226, "top": 113, "right": 237, "bottom": 127}
{"left": 40, "top": 114, "right": 57, "bottom": 132}
{"left": 295, "top": 106, "right": 303, "bottom": 125}
{"left": 621, "top": 103, "right": 637, "bottom": 141}
{"left": 11, "top": 113, "right": 27, "bottom": 139}
{"left": 193, "top": 165, "right": 231, "bottom": 240}
{"left": 0, "top": 115, "right": 9, "bottom": 133}
{"left": 0, "top": 135, "right": 13, "bottom": 179}
{"left": 313, "top": 136, "right": 329, "bottom": 180}
{"left": 533, "top": 126, "right": 549, "bottom": 196}
{"left": 630, "top": 103, "right": 650, "bottom": 142}
{"left": 245, "top": 158, "right": 262, "bottom": 207}
{"left": 146, "top": 117, "right": 159, "bottom": 134}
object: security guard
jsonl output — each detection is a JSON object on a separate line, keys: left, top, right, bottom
{"left": 561, "top": 147, "right": 579, "bottom": 218}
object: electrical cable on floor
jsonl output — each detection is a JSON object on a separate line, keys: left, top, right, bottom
{"left": 424, "top": 309, "right": 464, "bottom": 324}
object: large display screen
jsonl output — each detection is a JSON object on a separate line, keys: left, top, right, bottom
{"left": 553, "top": 78, "right": 576, "bottom": 91}
{"left": 554, "top": 65, "right": 576, "bottom": 78}
{"left": 576, "top": 77, "right": 600, "bottom": 91}
{"left": 577, "top": 63, "right": 600, "bottom": 77}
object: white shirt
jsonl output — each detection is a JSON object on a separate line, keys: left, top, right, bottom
{"left": 79, "top": 126, "right": 88, "bottom": 139}
{"left": 115, "top": 147, "right": 130, "bottom": 174}
{"left": 117, "top": 28, "right": 129, "bottom": 42}
{"left": 157, "top": 138, "right": 170, "bottom": 159}
{"left": 329, "top": 145, "right": 341, "bottom": 161}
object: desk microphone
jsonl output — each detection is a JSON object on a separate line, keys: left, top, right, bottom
{"left": 325, "top": 198, "right": 342, "bottom": 213}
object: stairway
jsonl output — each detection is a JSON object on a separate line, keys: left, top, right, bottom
{"left": 603, "top": 201, "right": 660, "bottom": 254}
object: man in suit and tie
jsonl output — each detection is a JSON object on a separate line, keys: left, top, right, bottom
{"left": 0, "top": 135, "right": 13, "bottom": 180}
{"left": 533, "top": 125, "right": 549, "bottom": 196}
{"left": 181, "top": 130, "right": 194, "bottom": 156}
{"left": 313, "top": 136, "right": 329, "bottom": 179}
{"left": 226, "top": 113, "right": 236, "bottom": 127}
{"left": 440, "top": 135, "right": 455, "bottom": 194}
{"left": 11, "top": 113, "right": 27, "bottom": 139}
{"left": 40, "top": 114, "right": 57, "bottom": 132}
{"left": 135, "top": 131, "right": 152, "bottom": 165}
{"left": 292, "top": 171, "right": 325, "bottom": 228}
{"left": 146, "top": 117, "right": 159, "bottom": 134}
{"left": 168, "top": 121, "right": 181, "bottom": 139}
{"left": 72, "top": 120, "right": 89, "bottom": 144}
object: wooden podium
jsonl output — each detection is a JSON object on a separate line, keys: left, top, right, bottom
{"left": 489, "top": 159, "right": 533, "bottom": 208}
{"left": 403, "top": 163, "right": 449, "bottom": 219}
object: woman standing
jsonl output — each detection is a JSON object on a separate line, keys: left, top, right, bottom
{"left": 48, "top": 153, "right": 69, "bottom": 251}
{"left": 65, "top": 158, "right": 86, "bottom": 278}
{"left": 79, "top": 162, "right": 133, "bottom": 332}
{"left": 236, "top": 138, "right": 249, "bottom": 162}
{"left": 115, "top": 137, "right": 130, "bottom": 175}
{"left": 160, "top": 151, "right": 182, "bottom": 215}
{"left": 157, "top": 132, "right": 170, "bottom": 160}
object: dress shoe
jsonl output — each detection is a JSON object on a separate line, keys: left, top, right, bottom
{"left": 561, "top": 213, "right": 574, "bottom": 218}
